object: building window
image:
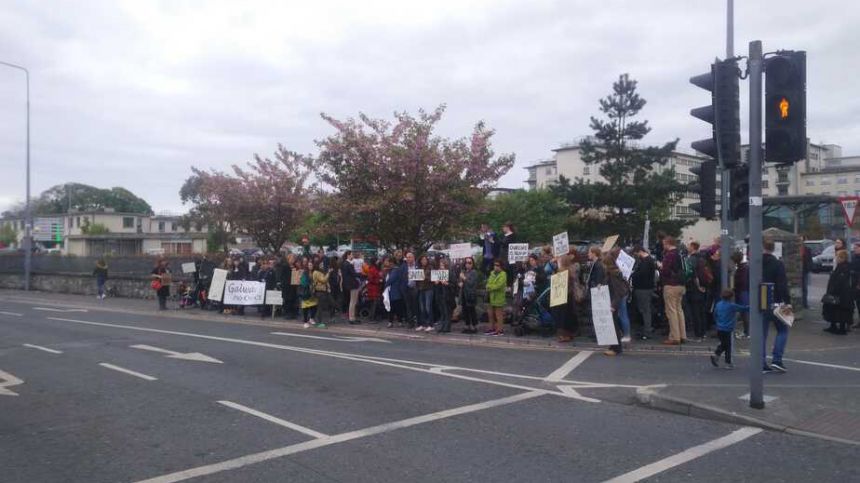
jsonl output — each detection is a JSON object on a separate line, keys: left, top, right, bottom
{"left": 778, "top": 186, "right": 788, "bottom": 196}
{"left": 762, "top": 180, "right": 769, "bottom": 189}
{"left": 820, "top": 177, "right": 831, "bottom": 186}
{"left": 68, "top": 217, "right": 73, "bottom": 228}
{"left": 545, "top": 167, "right": 553, "bottom": 175}
{"left": 838, "top": 176, "right": 848, "bottom": 185}
{"left": 122, "top": 217, "right": 134, "bottom": 229}
{"left": 854, "top": 174, "right": 860, "bottom": 184}
{"left": 171, "top": 222, "right": 177, "bottom": 232}
{"left": 583, "top": 166, "right": 590, "bottom": 176}
{"left": 805, "top": 179, "right": 814, "bottom": 187}
{"left": 76, "top": 217, "right": 80, "bottom": 227}
{"left": 158, "top": 221, "right": 165, "bottom": 233}
{"left": 161, "top": 242, "right": 192, "bottom": 255}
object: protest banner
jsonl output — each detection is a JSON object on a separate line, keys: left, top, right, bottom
{"left": 601, "top": 234, "right": 619, "bottom": 253}
{"left": 223, "top": 281, "right": 266, "bottom": 306}
{"left": 615, "top": 249, "right": 636, "bottom": 281}
{"left": 508, "top": 243, "right": 529, "bottom": 262}
{"left": 290, "top": 269, "right": 302, "bottom": 286}
{"left": 550, "top": 270, "right": 568, "bottom": 307}
{"left": 408, "top": 269, "right": 425, "bottom": 281}
{"left": 265, "top": 290, "right": 283, "bottom": 306}
{"left": 208, "top": 268, "right": 228, "bottom": 302}
{"left": 590, "top": 285, "right": 619, "bottom": 346}
{"left": 448, "top": 243, "right": 472, "bottom": 260}
{"left": 553, "top": 232, "right": 569, "bottom": 257}
{"left": 431, "top": 270, "right": 449, "bottom": 282}
{"left": 181, "top": 262, "right": 196, "bottom": 274}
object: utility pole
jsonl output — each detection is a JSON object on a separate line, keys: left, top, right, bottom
{"left": 747, "top": 40, "right": 765, "bottom": 409}
{"left": 719, "top": 0, "right": 734, "bottom": 290}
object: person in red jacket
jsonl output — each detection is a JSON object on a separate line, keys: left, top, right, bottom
{"left": 366, "top": 257, "right": 383, "bottom": 322}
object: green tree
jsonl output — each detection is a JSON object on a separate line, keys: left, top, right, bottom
{"left": 551, "top": 74, "right": 690, "bottom": 240}
{"left": 0, "top": 224, "right": 18, "bottom": 247}
{"left": 80, "top": 220, "right": 110, "bottom": 235}
{"left": 482, "top": 190, "right": 569, "bottom": 244}
{"left": 3, "top": 183, "right": 153, "bottom": 216}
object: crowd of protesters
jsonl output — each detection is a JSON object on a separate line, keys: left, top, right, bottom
{"left": 146, "top": 224, "right": 804, "bottom": 370}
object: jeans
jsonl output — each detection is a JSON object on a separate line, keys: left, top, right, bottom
{"left": 418, "top": 289, "right": 434, "bottom": 327}
{"left": 434, "top": 285, "right": 450, "bottom": 330}
{"left": 686, "top": 290, "right": 708, "bottom": 338}
{"left": 618, "top": 298, "right": 631, "bottom": 338}
{"left": 303, "top": 305, "right": 318, "bottom": 323}
{"left": 715, "top": 330, "right": 733, "bottom": 364}
{"left": 406, "top": 287, "right": 419, "bottom": 325}
{"left": 736, "top": 291, "right": 750, "bottom": 336}
{"left": 633, "top": 289, "right": 653, "bottom": 335}
{"left": 663, "top": 285, "right": 686, "bottom": 341}
{"left": 97, "top": 280, "right": 106, "bottom": 298}
{"left": 157, "top": 294, "right": 167, "bottom": 310}
{"left": 762, "top": 312, "right": 789, "bottom": 367}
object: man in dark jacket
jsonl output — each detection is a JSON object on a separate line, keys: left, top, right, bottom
{"left": 660, "top": 236, "right": 686, "bottom": 345}
{"left": 850, "top": 242, "right": 860, "bottom": 330}
{"left": 684, "top": 241, "right": 713, "bottom": 341}
{"left": 762, "top": 240, "right": 790, "bottom": 373}
{"left": 631, "top": 246, "right": 656, "bottom": 339}
{"left": 800, "top": 236, "right": 812, "bottom": 309}
{"left": 341, "top": 250, "right": 361, "bottom": 324}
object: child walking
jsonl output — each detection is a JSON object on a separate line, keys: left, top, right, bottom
{"left": 711, "top": 289, "right": 749, "bottom": 369}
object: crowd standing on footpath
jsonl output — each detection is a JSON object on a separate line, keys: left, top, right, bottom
{"left": 137, "top": 222, "right": 849, "bottom": 374}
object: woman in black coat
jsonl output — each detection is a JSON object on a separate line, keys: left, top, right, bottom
{"left": 823, "top": 249, "right": 852, "bottom": 335}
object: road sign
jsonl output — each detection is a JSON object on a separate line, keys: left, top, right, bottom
{"left": 839, "top": 196, "right": 859, "bottom": 227}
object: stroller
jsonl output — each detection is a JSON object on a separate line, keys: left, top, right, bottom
{"left": 512, "top": 287, "right": 555, "bottom": 337}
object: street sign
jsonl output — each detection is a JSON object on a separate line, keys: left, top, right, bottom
{"left": 839, "top": 197, "right": 859, "bottom": 227}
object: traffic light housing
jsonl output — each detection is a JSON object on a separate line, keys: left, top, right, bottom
{"left": 689, "top": 159, "right": 717, "bottom": 219}
{"left": 765, "top": 51, "right": 806, "bottom": 164}
{"left": 690, "top": 59, "right": 741, "bottom": 167}
{"left": 729, "top": 165, "right": 749, "bottom": 220}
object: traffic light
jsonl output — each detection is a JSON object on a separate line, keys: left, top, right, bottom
{"left": 765, "top": 50, "right": 806, "bottom": 164}
{"left": 689, "top": 159, "right": 717, "bottom": 219}
{"left": 690, "top": 59, "right": 741, "bottom": 167}
{"left": 729, "top": 165, "right": 749, "bottom": 220}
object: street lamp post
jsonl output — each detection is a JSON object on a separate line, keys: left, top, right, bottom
{"left": 1, "top": 60, "right": 32, "bottom": 291}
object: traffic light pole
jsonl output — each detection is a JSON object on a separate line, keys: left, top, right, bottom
{"left": 720, "top": 0, "right": 733, "bottom": 290}
{"left": 747, "top": 40, "right": 765, "bottom": 409}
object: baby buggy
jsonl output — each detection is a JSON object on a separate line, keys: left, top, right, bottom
{"left": 512, "top": 287, "right": 555, "bottom": 337}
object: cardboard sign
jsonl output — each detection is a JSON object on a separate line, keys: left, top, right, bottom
{"left": 508, "top": 243, "right": 529, "bottom": 262}
{"left": 524, "top": 271, "right": 536, "bottom": 285}
{"left": 448, "top": 243, "right": 472, "bottom": 260}
{"left": 265, "top": 290, "right": 283, "bottom": 306}
{"left": 550, "top": 270, "right": 568, "bottom": 307}
{"left": 431, "top": 270, "right": 449, "bottom": 282}
{"left": 248, "top": 262, "right": 256, "bottom": 272}
{"left": 602, "top": 235, "right": 619, "bottom": 253}
{"left": 290, "top": 269, "right": 303, "bottom": 286}
{"left": 615, "top": 249, "right": 636, "bottom": 281}
{"left": 590, "top": 285, "right": 619, "bottom": 346}
{"left": 553, "top": 232, "right": 569, "bottom": 258}
{"left": 408, "top": 269, "right": 425, "bottom": 281}
{"left": 181, "top": 262, "right": 196, "bottom": 274}
{"left": 773, "top": 242, "right": 783, "bottom": 260}
{"left": 208, "top": 268, "right": 228, "bottom": 302}
{"left": 223, "top": 281, "right": 266, "bottom": 305}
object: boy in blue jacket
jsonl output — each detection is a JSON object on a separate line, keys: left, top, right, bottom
{"left": 711, "top": 289, "right": 749, "bottom": 369}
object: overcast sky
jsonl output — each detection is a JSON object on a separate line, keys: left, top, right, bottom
{"left": 1, "top": 0, "right": 858, "bottom": 215}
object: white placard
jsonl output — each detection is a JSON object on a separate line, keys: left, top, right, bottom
{"left": 408, "top": 269, "right": 425, "bottom": 281}
{"left": 181, "top": 262, "right": 196, "bottom": 274}
{"left": 248, "top": 262, "right": 256, "bottom": 272}
{"left": 524, "top": 271, "right": 536, "bottom": 285}
{"left": 615, "top": 249, "right": 636, "bottom": 281}
{"left": 553, "top": 232, "right": 569, "bottom": 258}
{"left": 431, "top": 270, "right": 449, "bottom": 282}
{"left": 508, "top": 243, "right": 529, "bottom": 262}
{"left": 590, "top": 285, "right": 619, "bottom": 346}
{"left": 448, "top": 243, "right": 472, "bottom": 260}
{"left": 773, "top": 242, "right": 783, "bottom": 260}
{"left": 265, "top": 290, "right": 283, "bottom": 306}
{"left": 223, "top": 281, "right": 266, "bottom": 305}
{"left": 208, "top": 268, "right": 228, "bottom": 302}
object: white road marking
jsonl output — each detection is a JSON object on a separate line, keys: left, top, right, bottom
{"left": 130, "top": 344, "right": 223, "bottom": 364}
{"left": 33, "top": 307, "right": 88, "bottom": 313}
{"left": 217, "top": 401, "right": 328, "bottom": 439}
{"left": 0, "top": 369, "right": 24, "bottom": 396}
{"left": 98, "top": 363, "right": 158, "bottom": 381}
{"left": 45, "top": 317, "right": 617, "bottom": 400}
{"left": 0, "top": 311, "right": 23, "bottom": 316}
{"left": 544, "top": 351, "right": 594, "bottom": 382}
{"left": 137, "top": 391, "right": 543, "bottom": 483}
{"left": 22, "top": 344, "right": 63, "bottom": 354}
{"left": 602, "top": 427, "right": 762, "bottom": 483}
{"left": 556, "top": 385, "right": 601, "bottom": 403}
{"left": 784, "top": 358, "right": 860, "bottom": 372}
{"left": 271, "top": 331, "right": 390, "bottom": 343}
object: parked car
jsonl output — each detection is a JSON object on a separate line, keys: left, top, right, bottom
{"left": 803, "top": 239, "right": 833, "bottom": 258}
{"left": 812, "top": 245, "right": 835, "bottom": 272}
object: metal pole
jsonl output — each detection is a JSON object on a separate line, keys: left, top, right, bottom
{"left": 0, "top": 61, "right": 31, "bottom": 291}
{"left": 719, "top": 0, "right": 734, "bottom": 290}
{"left": 747, "top": 40, "right": 765, "bottom": 409}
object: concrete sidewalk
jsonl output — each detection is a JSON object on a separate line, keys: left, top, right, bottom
{"left": 1, "top": 289, "right": 856, "bottom": 355}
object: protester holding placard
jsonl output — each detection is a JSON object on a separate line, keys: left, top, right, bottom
{"left": 459, "top": 257, "right": 480, "bottom": 334}
{"left": 404, "top": 251, "right": 419, "bottom": 327}
{"left": 604, "top": 253, "right": 629, "bottom": 356}
{"left": 586, "top": 247, "right": 606, "bottom": 289}
{"left": 416, "top": 255, "right": 435, "bottom": 332}
{"left": 433, "top": 257, "right": 453, "bottom": 332}
{"left": 225, "top": 256, "right": 248, "bottom": 316}
{"left": 608, "top": 248, "right": 632, "bottom": 343}
{"left": 550, "top": 255, "right": 582, "bottom": 343}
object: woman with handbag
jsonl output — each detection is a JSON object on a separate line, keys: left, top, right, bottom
{"left": 151, "top": 258, "right": 171, "bottom": 310}
{"left": 551, "top": 254, "right": 581, "bottom": 343}
{"left": 823, "top": 249, "right": 852, "bottom": 335}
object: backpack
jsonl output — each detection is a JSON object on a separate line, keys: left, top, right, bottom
{"left": 678, "top": 254, "right": 695, "bottom": 286}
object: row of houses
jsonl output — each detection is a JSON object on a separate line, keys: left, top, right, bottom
{"left": 1, "top": 209, "right": 207, "bottom": 256}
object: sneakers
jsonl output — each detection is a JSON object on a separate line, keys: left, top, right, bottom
{"left": 762, "top": 365, "right": 774, "bottom": 374}
{"left": 424, "top": 326, "right": 434, "bottom": 332}
{"left": 603, "top": 349, "right": 618, "bottom": 356}
{"left": 415, "top": 326, "right": 425, "bottom": 332}
{"left": 303, "top": 323, "right": 311, "bottom": 329}
{"left": 621, "top": 336, "right": 632, "bottom": 343}
{"left": 483, "top": 329, "right": 497, "bottom": 336}
{"left": 710, "top": 355, "right": 720, "bottom": 368}
{"left": 724, "top": 363, "right": 735, "bottom": 370}
{"left": 493, "top": 330, "right": 504, "bottom": 337}
{"left": 770, "top": 361, "right": 787, "bottom": 373}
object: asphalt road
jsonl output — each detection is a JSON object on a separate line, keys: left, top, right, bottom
{"left": 1, "top": 298, "right": 858, "bottom": 483}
